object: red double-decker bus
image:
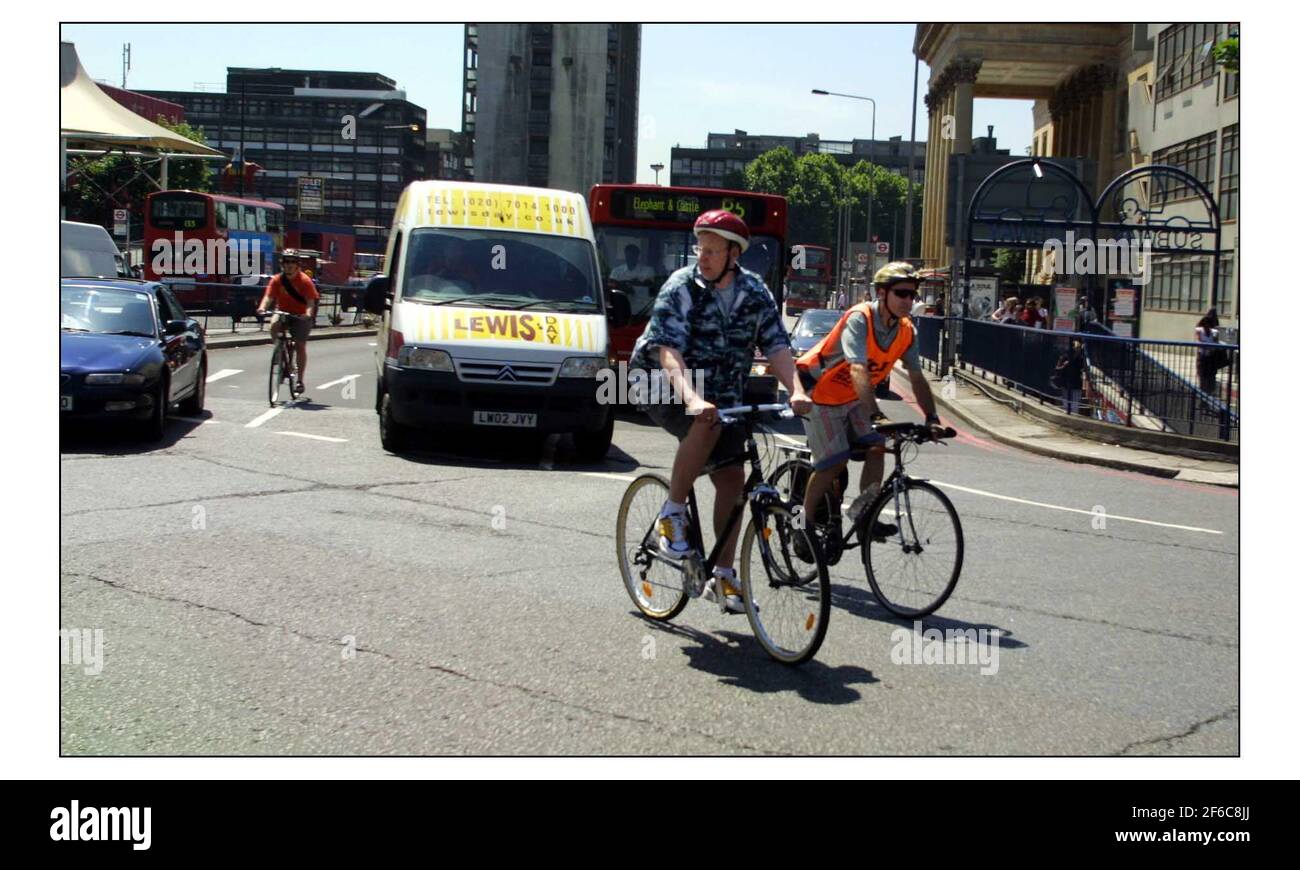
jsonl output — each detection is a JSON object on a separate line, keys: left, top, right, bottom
{"left": 784, "top": 243, "right": 833, "bottom": 315}
{"left": 587, "top": 184, "right": 788, "bottom": 364}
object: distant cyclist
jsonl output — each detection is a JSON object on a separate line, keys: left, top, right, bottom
{"left": 629, "top": 210, "right": 812, "bottom": 614}
{"left": 794, "top": 262, "right": 945, "bottom": 538}
{"left": 257, "top": 249, "right": 320, "bottom": 390}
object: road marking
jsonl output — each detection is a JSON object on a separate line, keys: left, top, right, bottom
{"left": 317, "top": 374, "right": 361, "bottom": 390}
{"left": 245, "top": 407, "right": 284, "bottom": 428}
{"left": 274, "top": 431, "right": 348, "bottom": 443}
{"left": 928, "top": 479, "right": 1223, "bottom": 535}
{"left": 206, "top": 368, "right": 243, "bottom": 383}
{"left": 368, "top": 342, "right": 378, "bottom": 346}
{"left": 174, "top": 416, "right": 218, "bottom": 425}
{"left": 582, "top": 472, "right": 638, "bottom": 482}
{"left": 773, "top": 432, "right": 804, "bottom": 447}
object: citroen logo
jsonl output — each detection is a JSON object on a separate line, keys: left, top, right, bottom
{"left": 496, "top": 366, "right": 517, "bottom": 382}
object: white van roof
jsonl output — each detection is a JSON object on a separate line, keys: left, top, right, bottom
{"left": 61, "top": 220, "right": 125, "bottom": 278}
{"left": 392, "top": 181, "right": 591, "bottom": 240}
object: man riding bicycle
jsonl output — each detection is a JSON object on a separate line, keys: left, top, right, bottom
{"left": 796, "top": 262, "right": 946, "bottom": 539}
{"left": 256, "top": 249, "right": 320, "bottom": 391}
{"left": 629, "top": 210, "right": 812, "bottom": 614}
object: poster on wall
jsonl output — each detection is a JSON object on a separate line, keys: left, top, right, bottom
{"left": 1053, "top": 286, "right": 1078, "bottom": 331}
{"left": 967, "top": 276, "right": 998, "bottom": 319}
{"left": 1113, "top": 288, "right": 1136, "bottom": 318}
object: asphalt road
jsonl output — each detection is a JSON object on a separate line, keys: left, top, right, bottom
{"left": 60, "top": 336, "right": 1239, "bottom": 755}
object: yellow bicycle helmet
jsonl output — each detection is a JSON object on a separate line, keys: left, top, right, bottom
{"left": 873, "top": 261, "right": 919, "bottom": 288}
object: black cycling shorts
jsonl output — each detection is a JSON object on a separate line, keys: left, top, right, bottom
{"left": 645, "top": 401, "right": 747, "bottom": 468}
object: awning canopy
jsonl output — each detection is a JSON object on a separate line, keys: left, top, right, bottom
{"left": 60, "top": 42, "right": 224, "bottom": 157}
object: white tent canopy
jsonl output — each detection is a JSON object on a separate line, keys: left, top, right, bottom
{"left": 60, "top": 41, "right": 223, "bottom": 156}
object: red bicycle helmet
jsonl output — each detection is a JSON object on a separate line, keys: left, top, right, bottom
{"left": 693, "top": 209, "right": 750, "bottom": 253}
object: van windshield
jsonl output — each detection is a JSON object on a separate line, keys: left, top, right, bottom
{"left": 401, "top": 228, "right": 601, "bottom": 312}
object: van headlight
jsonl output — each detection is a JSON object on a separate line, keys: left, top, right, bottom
{"left": 398, "top": 346, "right": 454, "bottom": 371}
{"left": 559, "top": 356, "right": 605, "bottom": 378}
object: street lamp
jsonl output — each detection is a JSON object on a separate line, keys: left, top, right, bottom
{"left": 813, "top": 88, "right": 877, "bottom": 270}
{"left": 650, "top": 162, "right": 664, "bottom": 184}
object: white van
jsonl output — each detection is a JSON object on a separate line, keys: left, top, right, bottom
{"left": 61, "top": 220, "right": 131, "bottom": 279}
{"left": 365, "top": 181, "right": 619, "bottom": 459}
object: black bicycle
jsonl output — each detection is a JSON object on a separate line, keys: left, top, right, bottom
{"left": 267, "top": 310, "right": 306, "bottom": 406}
{"left": 768, "top": 422, "right": 964, "bottom": 618}
{"left": 615, "top": 403, "right": 831, "bottom": 665}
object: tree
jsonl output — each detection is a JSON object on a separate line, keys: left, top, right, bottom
{"left": 67, "top": 118, "right": 216, "bottom": 228}
{"left": 1213, "top": 35, "right": 1238, "bottom": 73}
{"left": 992, "top": 248, "right": 1027, "bottom": 285}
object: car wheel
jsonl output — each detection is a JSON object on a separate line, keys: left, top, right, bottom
{"left": 141, "top": 378, "right": 168, "bottom": 442}
{"left": 573, "top": 412, "right": 614, "bottom": 461}
{"left": 379, "top": 392, "right": 414, "bottom": 452}
{"left": 179, "top": 356, "right": 206, "bottom": 415}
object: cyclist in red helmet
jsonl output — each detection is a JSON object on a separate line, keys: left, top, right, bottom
{"left": 628, "top": 209, "right": 812, "bottom": 614}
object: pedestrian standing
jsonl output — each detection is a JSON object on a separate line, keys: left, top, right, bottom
{"left": 1054, "top": 340, "right": 1087, "bottom": 414}
{"left": 1194, "top": 308, "right": 1223, "bottom": 394}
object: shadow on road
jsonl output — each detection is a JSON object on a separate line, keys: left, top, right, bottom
{"left": 60, "top": 413, "right": 208, "bottom": 456}
{"left": 637, "top": 616, "right": 878, "bottom": 705}
{"left": 827, "top": 582, "right": 1027, "bottom": 650}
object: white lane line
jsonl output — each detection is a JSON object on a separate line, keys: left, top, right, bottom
{"left": 316, "top": 373, "right": 361, "bottom": 390}
{"left": 929, "top": 479, "right": 1223, "bottom": 535}
{"left": 582, "top": 472, "right": 638, "bottom": 482}
{"left": 174, "top": 416, "right": 219, "bottom": 425}
{"left": 367, "top": 342, "right": 378, "bottom": 346}
{"left": 773, "top": 432, "right": 804, "bottom": 447}
{"left": 245, "top": 407, "right": 284, "bottom": 428}
{"left": 274, "top": 431, "right": 348, "bottom": 443}
{"left": 206, "top": 368, "right": 243, "bottom": 383}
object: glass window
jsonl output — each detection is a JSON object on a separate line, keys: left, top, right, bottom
{"left": 400, "top": 228, "right": 600, "bottom": 311}
{"left": 255, "top": 207, "right": 268, "bottom": 233}
{"left": 1156, "top": 23, "right": 1220, "bottom": 102}
{"left": 1152, "top": 132, "right": 1216, "bottom": 204}
{"left": 1218, "top": 124, "right": 1238, "bottom": 221}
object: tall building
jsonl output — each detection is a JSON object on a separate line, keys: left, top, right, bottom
{"left": 144, "top": 68, "right": 428, "bottom": 253}
{"left": 671, "top": 130, "right": 930, "bottom": 189}
{"left": 462, "top": 23, "right": 639, "bottom": 192}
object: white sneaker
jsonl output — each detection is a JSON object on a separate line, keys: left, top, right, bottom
{"left": 703, "top": 571, "right": 746, "bottom": 614}
{"left": 657, "top": 512, "right": 691, "bottom": 560}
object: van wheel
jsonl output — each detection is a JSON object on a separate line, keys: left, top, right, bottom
{"left": 573, "top": 413, "right": 614, "bottom": 461}
{"left": 379, "top": 392, "right": 414, "bottom": 452}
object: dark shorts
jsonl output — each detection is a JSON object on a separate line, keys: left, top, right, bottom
{"left": 273, "top": 312, "right": 313, "bottom": 344}
{"left": 645, "top": 401, "right": 747, "bottom": 467}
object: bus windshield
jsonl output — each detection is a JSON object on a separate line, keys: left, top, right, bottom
{"left": 595, "top": 227, "right": 782, "bottom": 319}
{"left": 401, "top": 228, "right": 601, "bottom": 312}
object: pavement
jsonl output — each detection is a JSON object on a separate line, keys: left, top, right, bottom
{"left": 910, "top": 368, "right": 1239, "bottom": 489}
{"left": 204, "top": 322, "right": 378, "bottom": 349}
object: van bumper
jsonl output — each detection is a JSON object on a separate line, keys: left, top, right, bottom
{"left": 383, "top": 366, "right": 610, "bottom": 434}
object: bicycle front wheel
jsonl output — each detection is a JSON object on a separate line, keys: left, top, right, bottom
{"left": 268, "top": 340, "right": 284, "bottom": 406}
{"left": 740, "top": 504, "right": 830, "bottom": 665}
{"left": 615, "top": 473, "right": 689, "bottom": 621}
{"left": 861, "top": 479, "right": 964, "bottom": 618}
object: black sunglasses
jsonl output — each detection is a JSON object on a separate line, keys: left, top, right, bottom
{"left": 889, "top": 286, "right": 918, "bottom": 299}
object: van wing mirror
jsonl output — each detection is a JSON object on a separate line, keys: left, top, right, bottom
{"left": 363, "top": 275, "right": 391, "bottom": 314}
{"left": 607, "top": 289, "right": 631, "bottom": 329}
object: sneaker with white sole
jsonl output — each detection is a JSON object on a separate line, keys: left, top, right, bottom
{"left": 703, "top": 571, "right": 747, "bottom": 614}
{"left": 657, "top": 511, "right": 692, "bottom": 560}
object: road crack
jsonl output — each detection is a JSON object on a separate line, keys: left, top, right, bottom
{"left": 1115, "top": 707, "right": 1239, "bottom": 755}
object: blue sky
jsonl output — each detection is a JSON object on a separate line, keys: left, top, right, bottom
{"left": 62, "top": 23, "right": 1035, "bottom": 184}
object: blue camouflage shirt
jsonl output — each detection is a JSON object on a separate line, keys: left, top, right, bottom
{"left": 630, "top": 264, "right": 791, "bottom": 407}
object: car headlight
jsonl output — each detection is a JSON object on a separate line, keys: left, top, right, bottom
{"left": 85, "top": 373, "right": 147, "bottom": 386}
{"left": 749, "top": 363, "right": 770, "bottom": 377}
{"left": 559, "top": 356, "right": 605, "bottom": 378}
{"left": 397, "top": 346, "right": 454, "bottom": 371}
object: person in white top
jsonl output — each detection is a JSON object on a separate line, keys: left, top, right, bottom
{"left": 609, "top": 244, "right": 655, "bottom": 283}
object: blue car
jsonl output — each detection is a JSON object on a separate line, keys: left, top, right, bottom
{"left": 61, "top": 279, "right": 207, "bottom": 440}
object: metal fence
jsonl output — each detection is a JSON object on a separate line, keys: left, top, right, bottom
{"left": 161, "top": 280, "right": 373, "bottom": 334}
{"left": 952, "top": 319, "right": 1238, "bottom": 442}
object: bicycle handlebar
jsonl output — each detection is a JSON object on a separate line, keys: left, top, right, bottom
{"left": 874, "top": 421, "right": 958, "bottom": 443}
{"left": 715, "top": 403, "right": 794, "bottom": 423}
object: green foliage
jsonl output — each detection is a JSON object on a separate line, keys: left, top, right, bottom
{"left": 66, "top": 118, "right": 215, "bottom": 227}
{"left": 992, "top": 248, "right": 1027, "bottom": 285}
{"left": 741, "top": 146, "right": 923, "bottom": 255}
{"left": 1213, "top": 37, "right": 1238, "bottom": 74}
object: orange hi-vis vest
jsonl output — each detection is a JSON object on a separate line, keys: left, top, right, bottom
{"left": 796, "top": 301, "right": 915, "bottom": 406}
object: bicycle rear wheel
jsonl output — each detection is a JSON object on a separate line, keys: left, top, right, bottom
{"left": 861, "top": 479, "right": 963, "bottom": 618}
{"left": 268, "top": 340, "right": 284, "bottom": 406}
{"left": 740, "top": 504, "right": 830, "bottom": 665}
{"left": 615, "top": 473, "right": 689, "bottom": 621}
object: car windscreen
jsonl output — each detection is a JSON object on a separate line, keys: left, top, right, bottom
{"left": 400, "top": 228, "right": 601, "bottom": 312}
{"left": 794, "top": 310, "right": 841, "bottom": 337}
{"left": 61, "top": 287, "right": 157, "bottom": 336}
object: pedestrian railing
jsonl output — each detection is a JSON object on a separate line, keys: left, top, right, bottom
{"left": 915, "top": 317, "right": 1239, "bottom": 443}
{"left": 160, "top": 279, "right": 373, "bottom": 334}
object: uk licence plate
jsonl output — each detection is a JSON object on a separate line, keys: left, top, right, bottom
{"left": 61, "top": 396, "right": 73, "bottom": 411}
{"left": 473, "top": 410, "right": 537, "bottom": 428}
